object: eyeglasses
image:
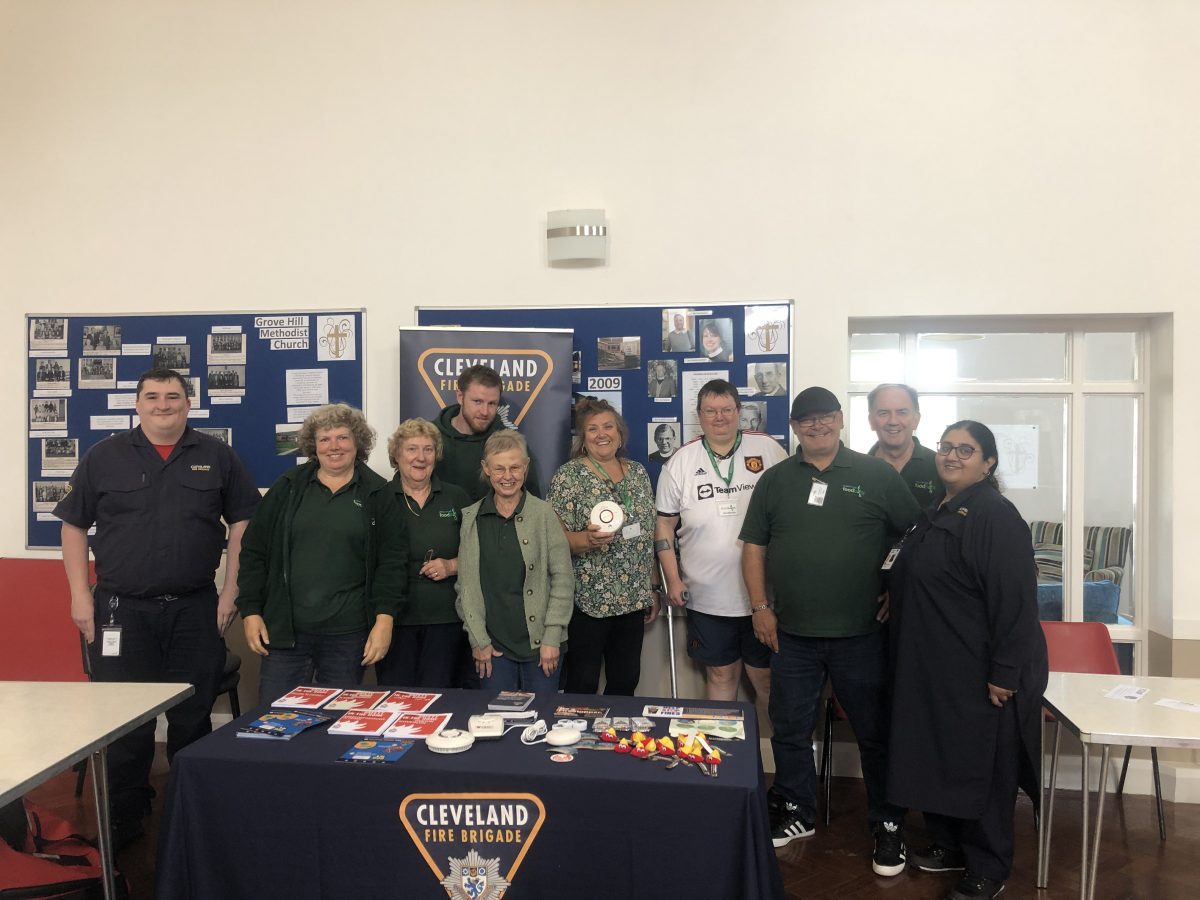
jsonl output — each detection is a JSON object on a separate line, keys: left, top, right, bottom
{"left": 936, "top": 441, "right": 978, "bottom": 460}
{"left": 794, "top": 413, "right": 838, "bottom": 429}
{"left": 699, "top": 407, "right": 737, "bottom": 420}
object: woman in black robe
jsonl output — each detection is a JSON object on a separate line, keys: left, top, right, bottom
{"left": 887, "top": 420, "right": 1048, "bottom": 900}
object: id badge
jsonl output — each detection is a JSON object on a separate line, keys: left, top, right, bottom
{"left": 101, "top": 625, "right": 122, "bottom": 657}
{"left": 717, "top": 501, "right": 739, "bottom": 517}
{"left": 807, "top": 482, "right": 827, "bottom": 507}
{"left": 881, "top": 547, "right": 900, "bottom": 571}
{"left": 622, "top": 522, "right": 642, "bottom": 540}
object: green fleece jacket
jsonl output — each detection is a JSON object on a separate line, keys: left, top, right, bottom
{"left": 236, "top": 460, "right": 407, "bottom": 649}
{"left": 433, "top": 404, "right": 543, "bottom": 502}
{"left": 455, "top": 492, "right": 573, "bottom": 652}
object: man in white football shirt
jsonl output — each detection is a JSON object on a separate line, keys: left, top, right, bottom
{"left": 654, "top": 379, "right": 788, "bottom": 711}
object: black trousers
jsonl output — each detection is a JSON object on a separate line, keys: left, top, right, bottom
{"left": 376, "top": 622, "right": 463, "bottom": 689}
{"left": 563, "top": 608, "right": 645, "bottom": 696}
{"left": 923, "top": 699, "right": 1021, "bottom": 883}
{"left": 87, "top": 586, "right": 223, "bottom": 822}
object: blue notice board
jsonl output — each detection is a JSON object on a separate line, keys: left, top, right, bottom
{"left": 26, "top": 310, "right": 365, "bottom": 548}
{"left": 417, "top": 301, "right": 793, "bottom": 489}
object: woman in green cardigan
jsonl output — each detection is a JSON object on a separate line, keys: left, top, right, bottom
{"left": 456, "top": 430, "right": 573, "bottom": 694}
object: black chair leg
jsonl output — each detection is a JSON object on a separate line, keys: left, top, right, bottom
{"left": 73, "top": 759, "right": 87, "bottom": 797}
{"left": 1117, "top": 745, "right": 1133, "bottom": 794}
{"left": 228, "top": 684, "right": 241, "bottom": 718}
{"left": 819, "top": 697, "right": 834, "bottom": 826}
{"left": 1151, "top": 747, "right": 1166, "bottom": 841}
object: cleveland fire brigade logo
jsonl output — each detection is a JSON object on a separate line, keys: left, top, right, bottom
{"left": 401, "top": 793, "right": 546, "bottom": 899}
{"left": 415, "top": 348, "right": 554, "bottom": 427}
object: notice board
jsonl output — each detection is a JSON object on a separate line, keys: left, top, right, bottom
{"left": 417, "top": 301, "right": 793, "bottom": 488}
{"left": 26, "top": 310, "right": 365, "bottom": 548}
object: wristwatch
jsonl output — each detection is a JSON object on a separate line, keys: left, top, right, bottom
{"left": 750, "top": 603, "right": 771, "bottom": 613}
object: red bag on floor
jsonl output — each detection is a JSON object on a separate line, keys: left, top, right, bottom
{"left": 0, "top": 798, "right": 127, "bottom": 899}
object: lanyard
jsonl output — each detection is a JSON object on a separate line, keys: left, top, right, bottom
{"left": 585, "top": 455, "right": 631, "bottom": 509}
{"left": 703, "top": 432, "right": 743, "bottom": 488}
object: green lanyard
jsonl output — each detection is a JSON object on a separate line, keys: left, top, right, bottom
{"left": 585, "top": 455, "right": 631, "bottom": 509}
{"left": 703, "top": 432, "right": 742, "bottom": 488}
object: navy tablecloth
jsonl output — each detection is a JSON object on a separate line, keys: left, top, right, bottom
{"left": 155, "top": 690, "right": 783, "bottom": 900}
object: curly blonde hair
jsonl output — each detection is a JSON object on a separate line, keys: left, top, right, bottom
{"left": 387, "top": 418, "right": 442, "bottom": 469}
{"left": 297, "top": 403, "right": 375, "bottom": 461}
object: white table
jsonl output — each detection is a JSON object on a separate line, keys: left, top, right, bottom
{"left": 0, "top": 680, "right": 193, "bottom": 900}
{"left": 1038, "top": 672, "right": 1200, "bottom": 900}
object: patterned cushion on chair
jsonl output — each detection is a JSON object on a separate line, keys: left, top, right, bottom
{"left": 1034, "top": 544, "right": 1093, "bottom": 584}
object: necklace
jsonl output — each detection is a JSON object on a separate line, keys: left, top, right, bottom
{"left": 402, "top": 481, "right": 430, "bottom": 516}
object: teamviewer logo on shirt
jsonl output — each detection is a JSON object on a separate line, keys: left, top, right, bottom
{"left": 697, "top": 484, "right": 714, "bottom": 500}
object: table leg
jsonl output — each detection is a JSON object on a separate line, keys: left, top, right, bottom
{"left": 1038, "top": 720, "right": 1061, "bottom": 888}
{"left": 1079, "top": 743, "right": 1089, "bottom": 900}
{"left": 89, "top": 745, "right": 117, "bottom": 900}
{"left": 1085, "top": 746, "right": 1111, "bottom": 900}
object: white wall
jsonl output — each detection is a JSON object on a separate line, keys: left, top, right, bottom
{"left": 3, "top": 1, "right": 1199, "bottom": 650}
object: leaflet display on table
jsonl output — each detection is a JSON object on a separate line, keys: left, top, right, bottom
{"left": 339, "top": 739, "right": 417, "bottom": 764}
{"left": 328, "top": 709, "right": 401, "bottom": 736}
{"left": 642, "top": 704, "right": 744, "bottom": 721}
{"left": 237, "top": 712, "right": 331, "bottom": 740}
{"left": 488, "top": 690, "right": 535, "bottom": 712}
{"left": 376, "top": 691, "right": 441, "bottom": 713}
{"left": 668, "top": 718, "right": 746, "bottom": 741}
{"left": 324, "top": 689, "right": 390, "bottom": 711}
{"left": 383, "top": 713, "right": 454, "bottom": 740}
{"left": 272, "top": 686, "right": 343, "bottom": 709}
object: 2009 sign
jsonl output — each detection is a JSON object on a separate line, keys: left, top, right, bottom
{"left": 587, "top": 377, "right": 622, "bottom": 390}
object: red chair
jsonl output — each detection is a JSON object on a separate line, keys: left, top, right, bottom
{"left": 1040, "top": 622, "right": 1165, "bottom": 849}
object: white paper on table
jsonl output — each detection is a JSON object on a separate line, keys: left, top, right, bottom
{"left": 1104, "top": 685, "right": 1149, "bottom": 701}
{"left": 285, "top": 369, "right": 329, "bottom": 406}
{"left": 1154, "top": 698, "right": 1200, "bottom": 714}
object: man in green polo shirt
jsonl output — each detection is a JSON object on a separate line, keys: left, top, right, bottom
{"left": 867, "top": 383, "right": 942, "bottom": 507}
{"left": 740, "top": 386, "right": 920, "bottom": 876}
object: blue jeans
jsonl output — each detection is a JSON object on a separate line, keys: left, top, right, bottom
{"left": 256, "top": 630, "right": 367, "bottom": 705}
{"left": 481, "top": 655, "right": 561, "bottom": 696}
{"left": 769, "top": 628, "right": 904, "bottom": 828}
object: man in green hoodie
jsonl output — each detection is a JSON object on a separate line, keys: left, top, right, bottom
{"left": 434, "top": 364, "right": 542, "bottom": 501}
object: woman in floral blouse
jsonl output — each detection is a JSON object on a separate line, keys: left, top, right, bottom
{"left": 548, "top": 398, "right": 661, "bottom": 695}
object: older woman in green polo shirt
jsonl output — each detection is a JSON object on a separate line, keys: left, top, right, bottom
{"left": 456, "top": 430, "right": 573, "bottom": 694}
{"left": 237, "top": 403, "right": 407, "bottom": 703}
{"left": 376, "top": 418, "right": 471, "bottom": 689}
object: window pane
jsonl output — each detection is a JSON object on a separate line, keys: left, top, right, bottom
{"left": 1114, "top": 641, "right": 1136, "bottom": 676}
{"left": 916, "top": 333, "right": 1068, "bottom": 383}
{"left": 849, "top": 333, "right": 902, "bottom": 384}
{"left": 1084, "top": 332, "right": 1138, "bottom": 382}
{"left": 1084, "top": 395, "right": 1137, "bottom": 625}
{"left": 928, "top": 395, "right": 1068, "bottom": 622}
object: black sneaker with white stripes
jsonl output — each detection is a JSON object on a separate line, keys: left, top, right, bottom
{"left": 871, "top": 820, "right": 906, "bottom": 876}
{"left": 770, "top": 801, "right": 815, "bottom": 848}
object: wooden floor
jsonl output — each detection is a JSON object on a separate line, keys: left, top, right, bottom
{"left": 25, "top": 749, "right": 1200, "bottom": 899}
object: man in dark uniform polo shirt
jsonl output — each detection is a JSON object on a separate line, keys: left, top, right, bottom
{"left": 55, "top": 368, "right": 260, "bottom": 848}
{"left": 740, "top": 386, "right": 920, "bottom": 876}
{"left": 434, "top": 365, "right": 543, "bottom": 501}
{"left": 867, "top": 383, "right": 942, "bottom": 507}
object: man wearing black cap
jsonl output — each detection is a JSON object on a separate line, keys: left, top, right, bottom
{"left": 740, "top": 386, "right": 920, "bottom": 876}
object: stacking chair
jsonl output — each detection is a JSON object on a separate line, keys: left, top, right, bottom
{"left": 817, "top": 693, "right": 846, "bottom": 824}
{"left": 74, "top": 638, "right": 243, "bottom": 796}
{"left": 1040, "top": 621, "right": 1165, "bottom": 858}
